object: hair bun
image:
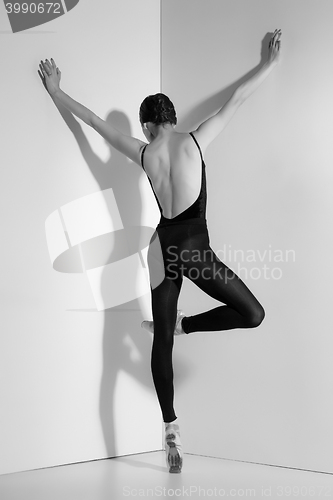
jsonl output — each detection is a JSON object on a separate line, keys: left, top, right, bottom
{"left": 155, "top": 97, "right": 170, "bottom": 121}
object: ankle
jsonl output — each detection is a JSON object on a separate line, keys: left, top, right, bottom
{"left": 165, "top": 418, "right": 178, "bottom": 428}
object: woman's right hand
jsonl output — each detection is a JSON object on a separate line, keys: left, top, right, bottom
{"left": 267, "top": 29, "right": 282, "bottom": 65}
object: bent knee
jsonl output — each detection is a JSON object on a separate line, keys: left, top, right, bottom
{"left": 247, "top": 305, "right": 265, "bottom": 328}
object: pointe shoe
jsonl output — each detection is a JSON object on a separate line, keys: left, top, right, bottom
{"left": 140, "top": 319, "right": 154, "bottom": 333}
{"left": 174, "top": 309, "right": 186, "bottom": 335}
{"left": 141, "top": 310, "right": 187, "bottom": 335}
{"left": 165, "top": 423, "right": 183, "bottom": 473}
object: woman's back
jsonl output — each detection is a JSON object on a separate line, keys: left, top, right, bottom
{"left": 141, "top": 131, "right": 206, "bottom": 220}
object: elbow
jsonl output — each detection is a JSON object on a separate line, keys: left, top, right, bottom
{"left": 89, "top": 113, "right": 97, "bottom": 129}
{"left": 234, "top": 86, "right": 246, "bottom": 105}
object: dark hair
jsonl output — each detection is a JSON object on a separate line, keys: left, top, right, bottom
{"left": 139, "top": 93, "right": 177, "bottom": 126}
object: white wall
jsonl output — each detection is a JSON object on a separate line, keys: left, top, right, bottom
{"left": 0, "top": 0, "right": 162, "bottom": 475}
{"left": 2, "top": 0, "right": 333, "bottom": 477}
{"left": 162, "top": 0, "right": 333, "bottom": 473}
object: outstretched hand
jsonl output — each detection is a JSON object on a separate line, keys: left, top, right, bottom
{"left": 38, "top": 58, "right": 61, "bottom": 96}
{"left": 267, "top": 29, "right": 282, "bottom": 65}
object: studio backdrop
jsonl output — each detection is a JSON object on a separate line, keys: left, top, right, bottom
{"left": 0, "top": 0, "right": 333, "bottom": 476}
{"left": 162, "top": 0, "right": 333, "bottom": 474}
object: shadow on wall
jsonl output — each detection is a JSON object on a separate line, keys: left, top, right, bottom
{"left": 177, "top": 33, "right": 273, "bottom": 132}
{"left": 51, "top": 103, "right": 191, "bottom": 456}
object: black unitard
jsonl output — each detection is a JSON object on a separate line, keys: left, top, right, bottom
{"left": 141, "top": 133, "right": 265, "bottom": 423}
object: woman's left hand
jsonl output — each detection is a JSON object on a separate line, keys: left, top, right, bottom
{"left": 38, "top": 58, "right": 61, "bottom": 96}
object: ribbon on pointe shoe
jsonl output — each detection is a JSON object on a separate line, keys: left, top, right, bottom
{"left": 141, "top": 310, "right": 187, "bottom": 336}
{"left": 165, "top": 423, "right": 183, "bottom": 473}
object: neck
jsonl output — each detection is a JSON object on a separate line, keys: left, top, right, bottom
{"left": 152, "top": 123, "right": 175, "bottom": 139}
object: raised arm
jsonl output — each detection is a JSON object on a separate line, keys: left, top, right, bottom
{"left": 193, "top": 29, "right": 282, "bottom": 153}
{"left": 38, "top": 58, "right": 146, "bottom": 166}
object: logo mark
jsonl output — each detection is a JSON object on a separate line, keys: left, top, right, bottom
{"left": 3, "top": 0, "right": 80, "bottom": 33}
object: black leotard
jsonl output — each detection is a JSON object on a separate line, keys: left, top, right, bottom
{"left": 141, "top": 132, "right": 207, "bottom": 228}
{"left": 142, "top": 132, "right": 265, "bottom": 424}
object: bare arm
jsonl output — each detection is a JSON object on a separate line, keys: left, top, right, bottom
{"left": 51, "top": 88, "right": 94, "bottom": 126}
{"left": 38, "top": 58, "right": 146, "bottom": 165}
{"left": 193, "top": 29, "right": 282, "bottom": 153}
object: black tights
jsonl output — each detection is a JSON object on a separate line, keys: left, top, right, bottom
{"left": 147, "top": 219, "right": 265, "bottom": 423}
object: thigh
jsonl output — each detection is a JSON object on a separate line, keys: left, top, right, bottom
{"left": 151, "top": 275, "right": 183, "bottom": 334}
{"left": 183, "top": 244, "right": 262, "bottom": 317}
{"left": 148, "top": 227, "right": 184, "bottom": 335}
{"left": 147, "top": 229, "right": 166, "bottom": 291}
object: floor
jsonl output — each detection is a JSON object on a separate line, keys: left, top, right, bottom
{"left": 0, "top": 451, "right": 332, "bottom": 500}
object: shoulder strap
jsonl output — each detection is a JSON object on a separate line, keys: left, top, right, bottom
{"left": 140, "top": 144, "right": 148, "bottom": 170}
{"left": 189, "top": 132, "right": 203, "bottom": 162}
{"left": 140, "top": 144, "right": 163, "bottom": 214}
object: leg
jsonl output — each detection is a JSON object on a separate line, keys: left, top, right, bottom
{"left": 147, "top": 228, "right": 184, "bottom": 473}
{"left": 147, "top": 227, "right": 183, "bottom": 422}
{"left": 151, "top": 276, "right": 184, "bottom": 473}
{"left": 181, "top": 242, "right": 265, "bottom": 333}
{"left": 150, "top": 275, "right": 183, "bottom": 422}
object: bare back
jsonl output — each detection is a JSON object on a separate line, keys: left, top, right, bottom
{"left": 141, "top": 131, "right": 204, "bottom": 219}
